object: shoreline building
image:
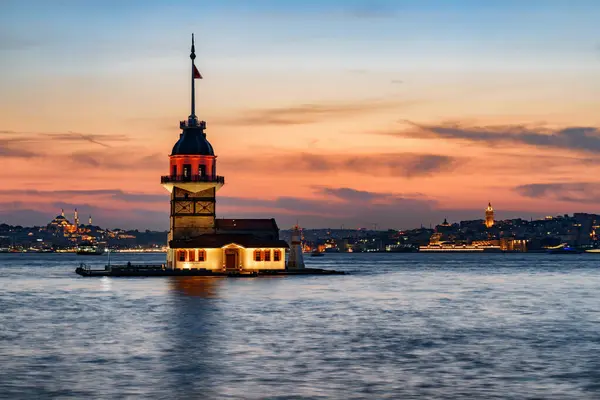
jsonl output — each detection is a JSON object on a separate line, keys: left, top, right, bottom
{"left": 485, "top": 202, "right": 494, "bottom": 228}
{"left": 161, "top": 35, "right": 288, "bottom": 271}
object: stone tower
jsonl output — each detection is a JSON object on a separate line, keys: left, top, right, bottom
{"left": 161, "top": 34, "right": 225, "bottom": 246}
{"left": 485, "top": 202, "right": 494, "bottom": 228}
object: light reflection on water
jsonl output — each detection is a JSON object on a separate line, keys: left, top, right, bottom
{"left": 1, "top": 252, "right": 600, "bottom": 399}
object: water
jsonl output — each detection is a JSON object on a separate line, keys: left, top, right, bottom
{"left": 1, "top": 253, "right": 600, "bottom": 399}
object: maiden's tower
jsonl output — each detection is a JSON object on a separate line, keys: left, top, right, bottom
{"left": 75, "top": 37, "right": 342, "bottom": 277}
{"left": 160, "top": 35, "right": 289, "bottom": 271}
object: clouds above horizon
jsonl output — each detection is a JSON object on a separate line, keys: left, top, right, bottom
{"left": 221, "top": 99, "right": 415, "bottom": 126}
{"left": 2, "top": 0, "right": 600, "bottom": 230}
{"left": 515, "top": 182, "right": 600, "bottom": 204}
{"left": 222, "top": 152, "right": 462, "bottom": 178}
{"left": 386, "top": 121, "right": 600, "bottom": 154}
{"left": 0, "top": 129, "right": 165, "bottom": 173}
{"left": 0, "top": 186, "right": 438, "bottom": 229}
{"left": 0, "top": 130, "right": 129, "bottom": 151}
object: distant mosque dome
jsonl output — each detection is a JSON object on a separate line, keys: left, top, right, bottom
{"left": 171, "top": 127, "right": 214, "bottom": 156}
{"left": 50, "top": 214, "right": 69, "bottom": 226}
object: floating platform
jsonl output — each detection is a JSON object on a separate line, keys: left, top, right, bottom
{"left": 75, "top": 263, "right": 344, "bottom": 277}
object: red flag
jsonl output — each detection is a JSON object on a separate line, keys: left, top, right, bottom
{"left": 193, "top": 64, "right": 202, "bottom": 79}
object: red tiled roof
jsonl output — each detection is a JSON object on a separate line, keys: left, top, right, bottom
{"left": 170, "top": 233, "right": 289, "bottom": 249}
{"left": 215, "top": 218, "right": 279, "bottom": 231}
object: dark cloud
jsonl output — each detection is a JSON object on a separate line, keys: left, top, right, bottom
{"left": 319, "top": 187, "right": 390, "bottom": 202}
{"left": 515, "top": 182, "right": 600, "bottom": 204}
{"left": 385, "top": 121, "right": 600, "bottom": 154}
{"left": 222, "top": 100, "right": 413, "bottom": 126}
{"left": 0, "top": 131, "right": 161, "bottom": 171}
{"left": 0, "top": 208, "right": 53, "bottom": 227}
{"left": 221, "top": 152, "right": 462, "bottom": 178}
{"left": 0, "top": 189, "right": 167, "bottom": 203}
{"left": 0, "top": 130, "right": 131, "bottom": 159}
{"left": 218, "top": 187, "right": 437, "bottom": 229}
{"left": 47, "top": 132, "right": 129, "bottom": 148}
{"left": 315, "top": 187, "right": 425, "bottom": 203}
{"left": 0, "top": 142, "right": 38, "bottom": 158}
{"left": 69, "top": 151, "right": 163, "bottom": 170}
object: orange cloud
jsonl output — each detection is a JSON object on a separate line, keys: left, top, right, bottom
{"left": 220, "top": 99, "right": 417, "bottom": 126}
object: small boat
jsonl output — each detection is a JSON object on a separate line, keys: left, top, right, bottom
{"left": 547, "top": 246, "right": 581, "bottom": 254}
{"left": 310, "top": 251, "right": 324, "bottom": 257}
{"left": 76, "top": 241, "right": 105, "bottom": 255}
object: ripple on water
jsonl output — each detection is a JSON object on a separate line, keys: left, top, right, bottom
{"left": 1, "top": 252, "right": 600, "bottom": 398}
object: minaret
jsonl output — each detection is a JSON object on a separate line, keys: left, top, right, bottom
{"left": 485, "top": 202, "right": 494, "bottom": 228}
{"left": 74, "top": 208, "right": 79, "bottom": 228}
{"left": 61, "top": 208, "right": 65, "bottom": 217}
{"left": 287, "top": 225, "right": 305, "bottom": 269}
{"left": 88, "top": 215, "right": 92, "bottom": 225}
{"left": 161, "top": 35, "right": 224, "bottom": 253}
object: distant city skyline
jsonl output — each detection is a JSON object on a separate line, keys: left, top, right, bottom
{"left": 0, "top": 203, "right": 593, "bottom": 232}
{"left": 1, "top": 0, "right": 600, "bottom": 230}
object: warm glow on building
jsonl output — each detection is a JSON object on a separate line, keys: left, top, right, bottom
{"left": 162, "top": 36, "right": 289, "bottom": 271}
{"left": 485, "top": 202, "right": 495, "bottom": 228}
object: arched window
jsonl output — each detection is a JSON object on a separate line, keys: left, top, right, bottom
{"left": 254, "top": 250, "right": 261, "bottom": 262}
{"left": 198, "top": 250, "right": 206, "bottom": 262}
{"left": 273, "top": 250, "right": 281, "bottom": 262}
{"left": 263, "top": 250, "right": 271, "bottom": 262}
{"left": 177, "top": 250, "right": 186, "bottom": 262}
{"left": 188, "top": 249, "right": 195, "bottom": 262}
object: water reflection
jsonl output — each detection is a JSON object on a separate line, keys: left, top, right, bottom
{"left": 169, "top": 277, "right": 225, "bottom": 298}
{"left": 164, "top": 277, "right": 227, "bottom": 397}
{"left": 99, "top": 276, "right": 112, "bottom": 292}
{"left": 2, "top": 253, "right": 600, "bottom": 398}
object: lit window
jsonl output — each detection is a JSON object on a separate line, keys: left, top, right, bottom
{"left": 178, "top": 250, "right": 186, "bottom": 262}
{"left": 188, "top": 250, "right": 195, "bottom": 262}
{"left": 264, "top": 250, "right": 271, "bottom": 262}
{"left": 198, "top": 250, "right": 206, "bottom": 262}
{"left": 254, "top": 250, "right": 261, "bottom": 262}
{"left": 274, "top": 250, "right": 281, "bottom": 261}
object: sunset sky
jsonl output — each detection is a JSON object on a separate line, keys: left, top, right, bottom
{"left": 2, "top": 0, "right": 600, "bottom": 230}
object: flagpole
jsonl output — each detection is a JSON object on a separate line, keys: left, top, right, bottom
{"left": 190, "top": 33, "right": 196, "bottom": 121}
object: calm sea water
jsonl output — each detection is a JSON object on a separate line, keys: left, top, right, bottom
{"left": 1, "top": 252, "right": 599, "bottom": 399}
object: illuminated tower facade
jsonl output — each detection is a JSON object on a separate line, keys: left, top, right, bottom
{"left": 485, "top": 202, "right": 494, "bottom": 228}
{"left": 160, "top": 35, "right": 287, "bottom": 271}
{"left": 161, "top": 35, "right": 225, "bottom": 265}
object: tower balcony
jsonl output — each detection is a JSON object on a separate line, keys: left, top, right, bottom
{"left": 161, "top": 175, "right": 225, "bottom": 184}
{"left": 180, "top": 119, "right": 206, "bottom": 129}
